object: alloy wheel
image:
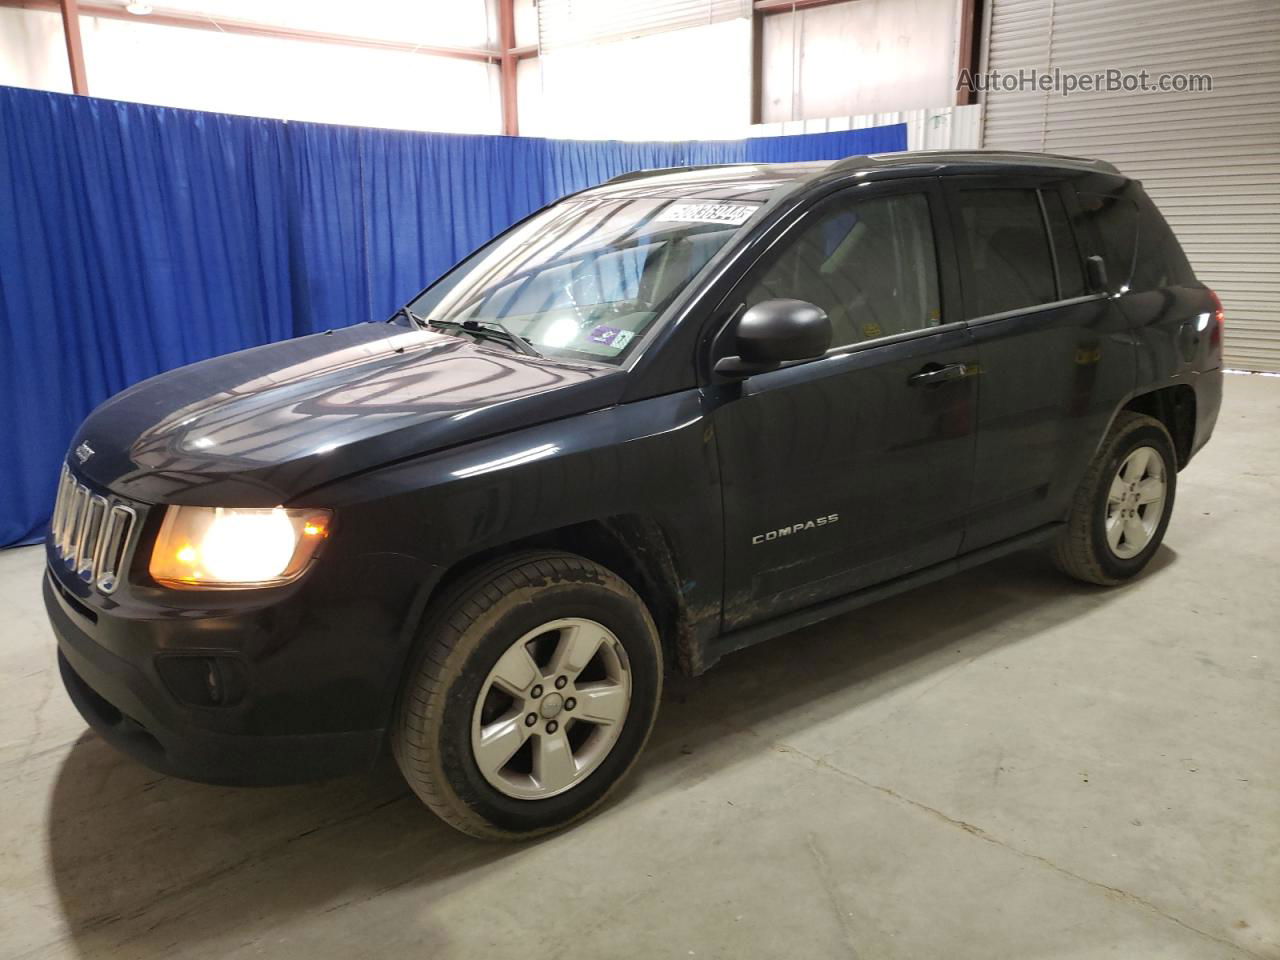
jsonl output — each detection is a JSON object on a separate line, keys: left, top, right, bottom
{"left": 470, "top": 618, "right": 631, "bottom": 800}
{"left": 1105, "top": 445, "right": 1167, "bottom": 559}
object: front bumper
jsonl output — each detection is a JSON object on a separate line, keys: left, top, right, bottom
{"left": 45, "top": 570, "right": 385, "bottom": 786}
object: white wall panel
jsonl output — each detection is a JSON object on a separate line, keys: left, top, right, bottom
{"left": 760, "top": 0, "right": 962, "bottom": 122}
{"left": 513, "top": 0, "right": 539, "bottom": 48}
{"left": 537, "top": 0, "right": 749, "bottom": 52}
{"left": 519, "top": 17, "right": 753, "bottom": 140}
{"left": 114, "top": 0, "right": 497, "bottom": 49}
{"left": 750, "top": 104, "right": 983, "bottom": 151}
{"left": 982, "top": 0, "right": 1280, "bottom": 371}
{"left": 0, "top": 8, "right": 502, "bottom": 134}
{"left": 0, "top": 7, "right": 73, "bottom": 93}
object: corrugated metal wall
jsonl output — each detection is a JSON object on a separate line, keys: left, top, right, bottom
{"left": 981, "top": 0, "right": 1280, "bottom": 371}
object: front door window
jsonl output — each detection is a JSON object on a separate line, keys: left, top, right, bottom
{"left": 739, "top": 191, "right": 942, "bottom": 347}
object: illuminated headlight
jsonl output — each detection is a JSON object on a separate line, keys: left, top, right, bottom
{"left": 149, "top": 506, "right": 331, "bottom": 588}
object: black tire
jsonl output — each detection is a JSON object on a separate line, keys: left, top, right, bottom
{"left": 392, "top": 551, "right": 663, "bottom": 840}
{"left": 1053, "top": 411, "right": 1177, "bottom": 585}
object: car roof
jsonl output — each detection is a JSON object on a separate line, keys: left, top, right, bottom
{"left": 582, "top": 149, "right": 1122, "bottom": 202}
{"left": 581, "top": 162, "right": 826, "bottom": 201}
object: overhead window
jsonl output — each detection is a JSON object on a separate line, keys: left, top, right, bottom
{"left": 957, "top": 189, "right": 1057, "bottom": 317}
{"left": 739, "top": 191, "right": 942, "bottom": 348}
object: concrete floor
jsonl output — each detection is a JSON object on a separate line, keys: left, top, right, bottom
{"left": 2, "top": 373, "right": 1277, "bottom": 960}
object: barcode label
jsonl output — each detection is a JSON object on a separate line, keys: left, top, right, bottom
{"left": 660, "top": 202, "right": 757, "bottom": 226}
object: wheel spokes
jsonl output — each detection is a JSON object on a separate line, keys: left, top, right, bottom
{"left": 533, "top": 729, "right": 578, "bottom": 792}
{"left": 1105, "top": 514, "right": 1125, "bottom": 551}
{"left": 489, "top": 643, "right": 541, "bottom": 697}
{"left": 1135, "top": 477, "right": 1164, "bottom": 504}
{"left": 1108, "top": 474, "right": 1128, "bottom": 504}
{"left": 1124, "top": 515, "right": 1148, "bottom": 549}
{"left": 575, "top": 682, "right": 629, "bottom": 726}
{"left": 1122, "top": 447, "right": 1150, "bottom": 482}
{"left": 549, "top": 622, "right": 604, "bottom": 680}
{"left": 474, "top": 715, "right": 529, "bottom": 776}
{"left": 472, "top": 617, "right": 633, "bottom": 800}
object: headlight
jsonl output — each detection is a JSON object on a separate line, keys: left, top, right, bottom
{"left": 149, "top": 506, "right": 331, "bottom": 589}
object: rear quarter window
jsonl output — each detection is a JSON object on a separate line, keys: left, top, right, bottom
{"left": 1076, "top": 192, "right": 1138, "bottom": 290}
{"left": 1076, "top": 187, "right": 1197, "bottom": 292}
{"left": 1132, "top": 189, "right": 1197, "bottom": 290}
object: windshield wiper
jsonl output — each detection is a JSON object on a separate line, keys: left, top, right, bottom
{"left": 427, "top": 318, "right": 543, "bottom": 358}
{"left": 391, "top": 305, "right": 427, "bottom": 328}
{"left": 396, "top": 307, "right": 540, "bottom": 358}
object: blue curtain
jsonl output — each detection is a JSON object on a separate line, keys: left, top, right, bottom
{"left": 0, "top": 85, "right": 906, "bottom": 546}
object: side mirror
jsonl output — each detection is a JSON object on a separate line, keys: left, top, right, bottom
{"left": 714, "top": 299, "right": 832, "bottom": 378}
{"left": 1085, "top": 254, "right": 1109, "bottom": 294}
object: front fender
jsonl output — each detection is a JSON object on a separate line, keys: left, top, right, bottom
{"left": 306, "top": 388, "right": 725, "bottom": 702}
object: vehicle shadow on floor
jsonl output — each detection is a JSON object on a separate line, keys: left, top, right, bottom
{"left": 44, "top": 546, "right": 1174, "bottom": 957}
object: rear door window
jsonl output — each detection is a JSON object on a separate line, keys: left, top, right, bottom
{"left": 955, "top": 189, "right": 1057, "bottom": 317}
{"left": 1040, "top": 190, "right": 1086, "bottom": 299}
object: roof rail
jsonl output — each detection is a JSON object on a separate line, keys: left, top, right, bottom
{"left": 602, "top": 163, "right": 753, "bottom": 185}
{"left": 829, "top": 149, "right": 1120, "bottom": 175}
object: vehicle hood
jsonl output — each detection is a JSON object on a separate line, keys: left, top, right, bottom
{"left": 70, "top": 324, "right": 624, "bottom": 505}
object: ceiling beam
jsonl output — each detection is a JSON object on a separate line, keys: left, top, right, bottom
{"left": 57, "top": 0, "right": 88, "bottom": 94}
{"left": 0, "top": 0, "right": 502, "bottom": 63}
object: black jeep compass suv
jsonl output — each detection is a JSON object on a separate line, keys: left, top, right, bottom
{"left": 44, "top": 150, "right": 1223, "bottom": 838}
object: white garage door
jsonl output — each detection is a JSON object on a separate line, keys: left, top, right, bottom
{"left": 980, "top": 0, "right": 1280, "bottom": 371}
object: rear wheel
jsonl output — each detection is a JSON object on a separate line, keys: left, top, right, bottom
{"left": 1053, "top": 411, "right": 1177, "bottom": 585}
{"left": 393, "top": 551, "right": 663, "bottom": 840}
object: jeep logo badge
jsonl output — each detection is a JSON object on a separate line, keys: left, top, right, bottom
{"left": 74, "top": 442, "right": 95, "bottom": 464}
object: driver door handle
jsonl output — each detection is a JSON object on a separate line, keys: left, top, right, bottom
{"left": 908, "top": 362, "right": 968, "bottom": 387}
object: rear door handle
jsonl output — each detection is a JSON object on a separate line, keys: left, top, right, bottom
{"left": 908, "top": 362, "right": 968, "bottom": 387}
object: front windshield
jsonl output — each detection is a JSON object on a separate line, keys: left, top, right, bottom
{"left": 408, "top": 196, "right": 762, "bottom": 363}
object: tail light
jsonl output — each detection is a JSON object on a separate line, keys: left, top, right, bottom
{"left": 1207, "top": 288, "right": 1225, "bottom": 351}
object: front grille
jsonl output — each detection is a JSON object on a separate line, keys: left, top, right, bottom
{"left": 50, "top": 464, "right": 137, "bottom": 594}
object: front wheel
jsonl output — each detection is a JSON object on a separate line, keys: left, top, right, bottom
{"left": 1053, "top": 411, "right": 1177, "bottom": 585}
{"left": 392, "top": 551, "right": 663, "bottom": 840}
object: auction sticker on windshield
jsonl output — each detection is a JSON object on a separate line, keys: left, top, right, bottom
{"left": 660, "top": 202, "right": 758, "bottom": 226}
